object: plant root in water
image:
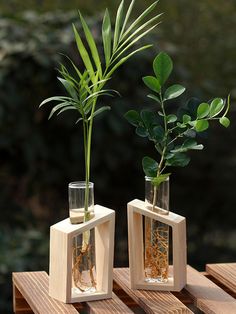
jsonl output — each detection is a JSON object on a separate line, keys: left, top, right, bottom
{"left": 72, "top": 241, "right": 96, "bottom": 292}
{"left": 145, "top": 222, "right": 169, "bottom": 282}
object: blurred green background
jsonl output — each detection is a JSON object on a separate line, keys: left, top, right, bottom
{"left": 0, "top": 0, "right": 235, "bottom": 312}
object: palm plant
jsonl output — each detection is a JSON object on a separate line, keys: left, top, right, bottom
{"left": 40, "top": 0, "right": 162, "bottom": 221}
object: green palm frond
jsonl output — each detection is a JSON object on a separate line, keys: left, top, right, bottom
{"left": 39, "top": 1, "right": 162, "bottom": 213}
{"left": 102, "top": 9, "right": 112, "bottom": 68}
{"left": 121, "top": 1, "right": 159, "bottom": 40}
{"left": 113, "top": 0, "right": 124, "bottom": 52}
{"left": 78, "top": 11, "right": 102, "bottom": 78}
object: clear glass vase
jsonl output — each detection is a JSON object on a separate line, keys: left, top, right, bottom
{"left": 69, "top": 181, "right": 94, "bottom": 224}
{"left": 144, "top": 176, "right": 169, "bottom": 283}
{"left": 68, "top": 181, "right": 96, "bottom": 293}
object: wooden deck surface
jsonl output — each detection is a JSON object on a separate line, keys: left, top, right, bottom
{"left": 12, "top": 264, "right": 236, "bottom": 314}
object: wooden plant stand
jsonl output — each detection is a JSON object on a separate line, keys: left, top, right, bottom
{"left": 128, "top": 199, "right": 187, "bottom": 291}
{"left": 13, "top": 264, "right": 236, "bottom": 313}
{"left": 49, "top": 205, "right": 115, "bottom": 303}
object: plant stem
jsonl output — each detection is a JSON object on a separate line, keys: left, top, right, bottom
{"left": 152, "top": 94, "right": 168, "bottom": 212}
{"left": 84, "top": 98, "right": 97, "bottom": 223}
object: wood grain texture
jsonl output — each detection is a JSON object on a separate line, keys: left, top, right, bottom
{"left": 13, "top": 271, "right": 132, "bottom": 314}
{"left": 13, "top": 283, "right": 33, "bottom": 314}
{"left": 113, "top": 268, "right": 192, "bottom": 313}
{"left": 186, "top": 265, "right": 236, "bottom": 314}
{"left": 206, "top": 263, "right": 236, "bottom": 294}
{"left": 12, "top": 271, "right": 79, "bottom": 314}
{"left": 87, "top": 293, "right": 133, "bottom": 314}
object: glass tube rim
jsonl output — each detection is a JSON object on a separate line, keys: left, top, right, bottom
{"left": 145, "top": 176, "right": 169, "bottom": 182}
{"left": 69, "top": 181, "right": 94, "bottom": 189}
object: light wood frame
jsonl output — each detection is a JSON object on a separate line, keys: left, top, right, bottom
{"left": 49, "top": 205, "right": 115, "bottom": 303}
{"left": 128, "top": 199, "right": 186, "bottom": 291}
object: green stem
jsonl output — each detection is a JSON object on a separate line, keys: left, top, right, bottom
{"left": 152, "top": 94, "right": 168, "bottom": 211}
{"left": 84, "top": 98, "right": 97, "bottom": 222}
{"left": 82, "top": 45, "right": 127, "bottom": 221}
{"left": 83, "top": 120, "right": 88, "bottom": 176}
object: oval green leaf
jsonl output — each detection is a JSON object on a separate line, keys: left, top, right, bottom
{"left": 153, "top": 52, "right": 173, "bottom": 86}
{"left": 124, "top": 110, "right": 140, "bottom": 127}
{"left": 152, "top": 125, "right": 165, "bottom": 142}
{"left": 220, "top": 116, "right": 230, "bottom": 128}
{"left": 209, "top": 98, "right": 224, "bottom": 117}
{"left": 140, "top": 110, "right": 157, "bottom": 128}
{"left": 166, "top": 153, "right": 190, "bottom": 167}
{"left": 195, "top": 119, "right": 209, "bottom": 132}
{"left": 142, "top": 156, "right": 158, "bottom": 177}
{"left": 182, "top": 114, "right": 191, "bottom": 124}
{"left": 147, "top": 94, "right": 161, "bottom": 104}
{"left": 142, "top": 76, "right": 161, "bottom": 93}
{"left": 197, "top": 103, "right": 210, "bottom": 119}
{"left": 136, "top": 126, "right": 148, "bottom": 137}
{"left": 167, "top": 114, "right": 177, "bottom": 123}
{"left": 164, "top": 84, "right": 186, "bottom": 100}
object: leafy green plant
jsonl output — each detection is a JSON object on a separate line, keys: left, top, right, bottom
{"left": 39, "top": 0, "right": 162, "bottom": 220}
{"left": 125, "top": 52, "right": 230, "bottom": 191}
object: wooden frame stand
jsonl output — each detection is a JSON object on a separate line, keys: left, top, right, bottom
{"left": 128, "top": 199, "right": 187, "bottom": 291}
{"left": 49, "top": 205, "right": 115, "bottom": 303}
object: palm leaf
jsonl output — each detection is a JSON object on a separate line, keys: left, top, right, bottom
{"left": 119, "top": 0, "right": 136, "bottom": 38}
{"left": 90, "top": 77, "right": 110, "bottom": 89}
{"left": 117, "top": 14, "right": 162, "bottom": 54}
{"left": 112, "top": 24, "right": 159, "bottom": 63}
{"left": 39, "top": 96, "right": 75, "bottom": 108}
{"left": 79, "top": 72, "right": 93, "bottom": 102}
{"left": 83, "top": 89, "right": 119, "bottom": 104}
{"left": 58, "top": 77, "right": 78, "bottom": 100}
{"left": 113, "top": 0, "right": 124, "bottom": 52}
{"left": 60, "top": 55, "right": 93, "bottom": 96}
{"left": 102, "top": 9, "right": 112, "bottom": 68}
{"left": 59, "top": 54, "right": 83, "bottom": 80}
{"left": 58, "top": 64, "right": 80, "bottom": 91}
{"left": 121, "top": 1, "right": 159, "bottom": 39}
{"left": 73, "top": 24, "right": 95, "bottom": 83}
{"left": 88, "top": 105, "right": 111, "bottom": 120}
{"left": 57, "top": 106, "right": 78, "bottom": 116}
{"left": 107, "top": 45, "right": 152, "bottom": 77}
{"left": 79, "top": 11, "right": 102, "bottom": 78}
{"left": 48, "top": 102, "right": 73, "bottom": 119}
{"left": 61, "top": 55, "right": 91, "bottom": 93}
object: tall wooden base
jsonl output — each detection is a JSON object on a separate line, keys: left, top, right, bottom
{"left": 128, "top": 199, "right": 186, "bottom": 291}
{"left": 49, "top": 205, "right": 115, "bottom": 303}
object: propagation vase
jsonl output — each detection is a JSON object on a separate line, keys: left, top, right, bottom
{"left": 69, "top": 181, "right": 96, "bottom": 292}
{"left": 144, "top": 176, "right": 169, "bottom": 283}
{"left": 49, "top": 181, "right": 115, "bottom": 303}
{"left": 127, "top": 178, "right": 187, "bottom": 291}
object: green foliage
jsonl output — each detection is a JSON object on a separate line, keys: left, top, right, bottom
{"left": 39, "top": 1, "right": 162, "bottom": 213}
{"left": 125, "top": 52, "right": 231, "bottom": 186}
{"left": 164, "top": 84, "right": 185, "bottom": 100}
{"left": 0, "top": 5, "right": 235, "bottom": 314}
{"left": 142, "top": 156, "right": 158, "bottom": 177}
{"left": 153, "top": 52, "right": 173, "bottom": 86}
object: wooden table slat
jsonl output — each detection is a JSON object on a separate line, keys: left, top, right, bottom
{"left": 13, "top": 265, "right": 236, "bottom": 314}
{"left": 13, "top": 272, "right": 79, "bottom": 314}
{"left": 186, "top": 265, "right": 236, "bottom": 314}
{"left": 206, "top": 263, "right": 236, "bottom": 294}
{"left": 13, "top": 271, "right": 133, "bottom": 314}
{"left": 113, "top": 268, "right": 193, "bottom": 314}
{"left": 87, "top": 293, "right": 133, "bottom": 314}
